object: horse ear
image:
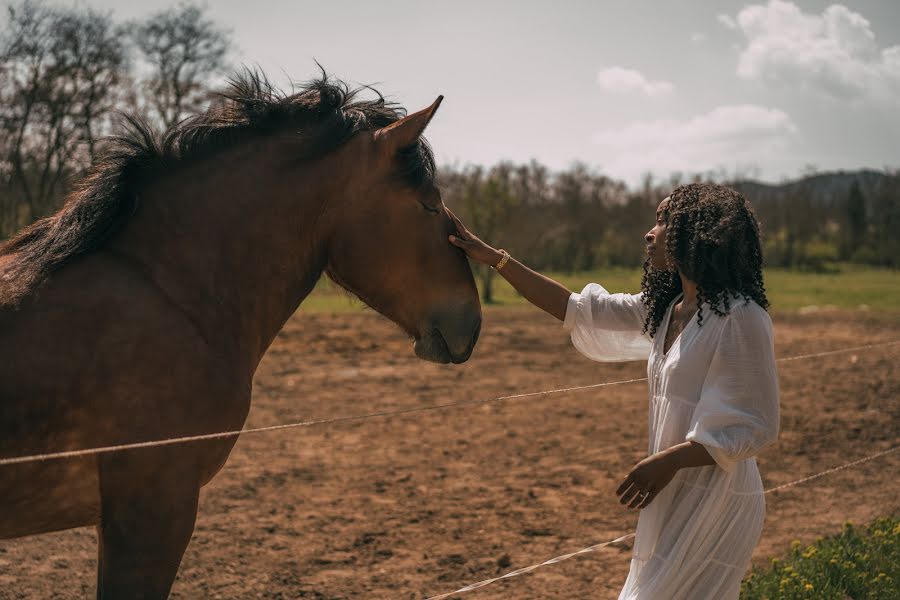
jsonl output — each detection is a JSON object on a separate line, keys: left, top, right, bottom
{"left": 373, "top": 95, "right": 443, "bottom": 153}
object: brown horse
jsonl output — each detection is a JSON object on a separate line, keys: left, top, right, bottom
{"left": 0, "top": 72, "right": 481, "bottom": 598}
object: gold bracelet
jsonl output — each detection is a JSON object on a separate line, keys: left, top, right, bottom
{"left": 494, "top": 249, "right": 510, "bottom": 271}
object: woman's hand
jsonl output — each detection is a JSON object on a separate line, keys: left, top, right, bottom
{"left": 616, "top": 449, "right": 680, "bottom": 510}
{"left": 445, "top": 208, "right": 503, "bottom": 266}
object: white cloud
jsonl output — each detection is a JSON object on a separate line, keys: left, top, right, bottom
{"left": 596, "top": 67, "right": 674, "bottom": 96}
{"left": 726, "top": 0, "right": 900, "bottom": 100}
{"left": 717, "top": 14, "right": 737, "bottom": 30}
{"left": 690, "top": 32, "right": 707, "bottom": 44}
{"left": 592, "top": 104, "right": 797, "bottom": 183}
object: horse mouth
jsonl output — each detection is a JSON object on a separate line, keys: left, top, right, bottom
{"left": 413, "top": 324, "right": 478, "bottom": 364}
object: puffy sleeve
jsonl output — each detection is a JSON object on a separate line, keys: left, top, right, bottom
{"left": 685, "top": 302, "right": 780, "bottom": 473}
{"left": 563, "top": 282, "right": 652, "bottom": 362}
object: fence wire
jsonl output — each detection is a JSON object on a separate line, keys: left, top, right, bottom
{"left": 0, "top": 340, "right": 896, "bottom": 467}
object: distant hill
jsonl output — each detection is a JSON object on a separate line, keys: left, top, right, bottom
{"left": 731, "top": 169, "right": 892, "bottom": 209}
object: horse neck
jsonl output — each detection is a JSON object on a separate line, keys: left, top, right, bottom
{"left": 110, "top": 137, "right": 333, "bottom": 372}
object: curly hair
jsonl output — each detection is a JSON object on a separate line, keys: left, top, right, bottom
{"left": 640, "top": 183, "right": 769, "bottom": 338}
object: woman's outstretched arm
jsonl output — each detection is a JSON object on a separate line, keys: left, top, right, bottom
{"left": 446, "top": 208, "right": 571, "bottom": 321}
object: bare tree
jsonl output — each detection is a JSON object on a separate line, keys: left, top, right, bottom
{"left": 0, "top": 0, "right": 127, "bottom": 235}
{"left": 129, "top": 2, "right": 231, "bottom": 131}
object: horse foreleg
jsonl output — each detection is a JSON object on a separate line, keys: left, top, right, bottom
{"left": 95, "top": 450, "right": 201, "bottom": 599}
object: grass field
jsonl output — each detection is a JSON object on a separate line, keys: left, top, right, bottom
{"left": 299, "top": 264, "right": 900, "bottom": 314}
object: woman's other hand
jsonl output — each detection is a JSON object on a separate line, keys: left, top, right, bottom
{"left": 446, "top": 208, "right": 503, "bottom": 266}
{"left": 616, "top": 450, "right": 680, "bottom": 510}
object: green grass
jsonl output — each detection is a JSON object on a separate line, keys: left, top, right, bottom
{"left": 740, "top": 517, "right": 900, "bottom": 600}
{"left": 295, "top": 279, "right": 370, "bottom": 313}
{"left": 298, "top": 265, "right": 900, "bottom": 314}
{"left": 762, "top": 267, "right": 900, "bottom": 312}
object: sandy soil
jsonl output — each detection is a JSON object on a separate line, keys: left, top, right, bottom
{"left": 1, "top": 307, "right": 898, "bottom": 599}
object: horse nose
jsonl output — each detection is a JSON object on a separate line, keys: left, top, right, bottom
{"left": 433, "top": 305, "right": 481, "bottom": 363}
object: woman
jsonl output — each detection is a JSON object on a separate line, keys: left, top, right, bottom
{"left": 447, "top": 182, "right": 779, "bottom": 599}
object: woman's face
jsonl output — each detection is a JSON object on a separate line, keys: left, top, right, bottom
{"left": 645, "top": 197, "right": 671, "bottom": 271}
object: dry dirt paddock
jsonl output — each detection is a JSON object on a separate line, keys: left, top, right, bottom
{"left": 1, "top": 307, "right": 898, "bottom": 599}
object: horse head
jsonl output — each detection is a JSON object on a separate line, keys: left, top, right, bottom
{"left": 322, "top": 98, "right": 481, "bottom": 364}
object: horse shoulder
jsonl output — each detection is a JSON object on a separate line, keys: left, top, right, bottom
{"left": 1, "top": 252, "right": 250, "bottom": 449}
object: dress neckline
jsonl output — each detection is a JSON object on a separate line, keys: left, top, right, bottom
{"left": 661, "top": 292, "right": 697, "bottom": 358}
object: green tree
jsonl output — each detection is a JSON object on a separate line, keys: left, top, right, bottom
{"left": 841, "top": 180, "right": 867, "bottom": 260}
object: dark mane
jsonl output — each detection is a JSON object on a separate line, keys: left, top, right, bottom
{"left": 0, "top": 69, "right": 436, "bottom": 307}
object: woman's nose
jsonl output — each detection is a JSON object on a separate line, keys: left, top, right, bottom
{"left": 645, "top": 232, "right": 654, "bottom": 243}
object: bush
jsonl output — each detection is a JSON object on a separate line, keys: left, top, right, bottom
{"left": 741, "top": 517, "right": 899, "bottom": 599}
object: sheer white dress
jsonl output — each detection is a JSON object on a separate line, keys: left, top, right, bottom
{"left": 563, "top": 283, "right": 780, "bottom": 600}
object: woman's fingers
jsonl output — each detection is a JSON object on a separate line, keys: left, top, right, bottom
{"left": 445, "top": 207, "right": 473, "bottom": 240}
{"left": 617, "top": 473, "right": 655, "bottom": 509}
{"left": 619, "top": 481, "right": 653, "bottom": 509}
{"left": 445, "top": 209, "right": 499, "bottom": 265}
{"left": 615, "top": 475, "right": 633, "bottom": 496}
{"left": 445, "top": 206, "right": 461, "bottom": 224}
{"left": 445, "top": 206, "right": 461, "bottom": 228}
{"left": 449, "top": 235, "right": 479, "bottom": 257}
{"left": 618, "top": 457, "right": 670, "bottom": 510}
{"left": 618, "top": 481, "right": 643, "bottom": 506}
{"left": 628, "top": 487, "right": 653, "bottom": 509}
{"left": 636, "top": 490, "right": 656, "bottom": 509}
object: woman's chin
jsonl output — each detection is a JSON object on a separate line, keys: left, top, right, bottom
{"left": 648, "top": 257, "right": 675, "bottom": 272}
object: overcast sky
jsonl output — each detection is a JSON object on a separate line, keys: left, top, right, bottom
{"left": 54, "top": 1, "right": 900, "bottom": 186}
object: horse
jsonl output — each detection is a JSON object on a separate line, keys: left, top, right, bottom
{"left": 0, "top": 71, "right": 482, "bottom": 598}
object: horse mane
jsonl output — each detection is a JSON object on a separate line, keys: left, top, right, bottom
{"left": 0, "top": 69, "right": 436, "bottom": 307}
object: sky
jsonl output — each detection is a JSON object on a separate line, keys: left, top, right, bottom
{"left": 52, "top": 1, "right": 900, "bottom": 187}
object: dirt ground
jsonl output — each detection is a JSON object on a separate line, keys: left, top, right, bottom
{"left": 1, "top": 306, "right": 898, "bottom": 599}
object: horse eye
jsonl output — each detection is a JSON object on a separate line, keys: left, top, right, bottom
{"left": 419, "top": 201, "right": 440, "bottom": 214}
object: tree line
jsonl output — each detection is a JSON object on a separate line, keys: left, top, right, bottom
{"left": 442, "top": 163, "right": 900, "bottom": 301}
{"left": 0, "top": 0, "right": 229, "bottom": 234}
{"left": 2, "top": 1, "right": 897, "bottom": 305}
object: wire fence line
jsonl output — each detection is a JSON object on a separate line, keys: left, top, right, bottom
{"left": 424, "top": 534, "right": 639, "bottom": 600}
{"left": 423, "top": 444, "right": 900, "bottom": 600}
{"left": 762, "top": 445, "right": 900, "bottom": 494}
{"left": 0, "top": 339, "right": 896, "bottom": 468}
{"left": 772, "top": 340, "right": 899, "bottom": 363}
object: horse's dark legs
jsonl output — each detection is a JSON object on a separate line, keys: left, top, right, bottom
{"left": 96, "top": 450, "right": 200, "bottom": 599}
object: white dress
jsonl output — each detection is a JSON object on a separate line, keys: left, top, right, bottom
{"left": 563, "top": 283, "right": 780, "bottom": 600}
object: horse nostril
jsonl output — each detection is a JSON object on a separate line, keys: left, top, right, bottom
{"left": 428, "top": 308, "right": 481, "bottom": 363}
